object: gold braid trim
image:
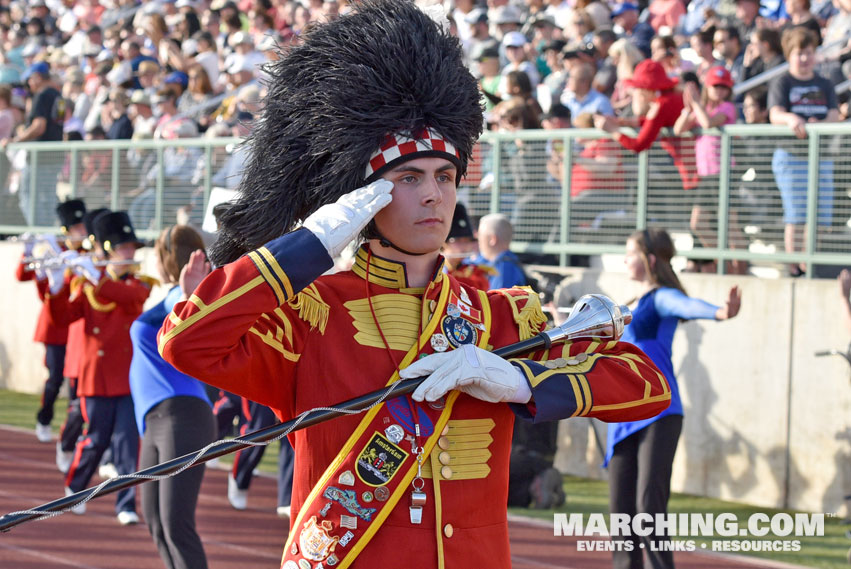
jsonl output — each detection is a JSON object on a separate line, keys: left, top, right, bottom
{"left": 287, "top": 283, "right": 329, "bottom": 334}
{"left": 83, "top": 284, "right": 117, "bottom": 312}
{"left": 502, "top": 286, "right": 547, "bottom": 341}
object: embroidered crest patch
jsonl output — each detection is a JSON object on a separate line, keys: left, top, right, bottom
{"left": 356, "top": 431, "right": 409, "bottom": 487}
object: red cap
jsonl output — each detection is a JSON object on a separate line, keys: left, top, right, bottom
{"left": 705, "top": 65, "right": 734, "bottom": 88}
{"left": 623, "top": 60, "right": 678, "bottom": 91}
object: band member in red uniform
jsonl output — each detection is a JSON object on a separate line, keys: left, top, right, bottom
{"left": 16, "top": 199, "right": 86, "bottom": 443}
{"left": 56, "top": 207, "right": 110, "bottom": 473}
{"left": 159, "top": 3, "right": 670, "bottom": 567}
{"left": 46, "top": 211, "right": 153, "bottom": 525}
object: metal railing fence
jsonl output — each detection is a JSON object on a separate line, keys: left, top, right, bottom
{"left": 3, "top": 124, "right": 851, "bottom": 276}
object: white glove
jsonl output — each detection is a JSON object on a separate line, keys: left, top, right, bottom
{"left": 21, "top": 232, "right": 35, "bottom": 256}
{"left": 403, "top": 344, "right": 532, "bottom": 404}
{"left": 302, "top": 179, "right": 393, "bottom": 258}
{"left": 42, "top": 234, "right": 62, "bottom": 255}
{"left": 69, "top": 255, "right": 100, "bottom": 285}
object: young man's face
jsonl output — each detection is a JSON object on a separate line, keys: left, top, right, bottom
{"left": 374, "top": 156, "right": 458, "bottom": 256}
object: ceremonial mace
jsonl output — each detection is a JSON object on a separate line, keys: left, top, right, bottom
{"left": 0, "top": 294, "right": 630, "bottom": 532}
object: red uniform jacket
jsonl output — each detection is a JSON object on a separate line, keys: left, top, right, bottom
{"left": 47, "top": 272, "right": 152, "bottom": 397}
{"left": 15, "top": 254, "right": 69, "bottom": 345}
{"left": 159, "top": 229, "right": 669, "bottom": 569}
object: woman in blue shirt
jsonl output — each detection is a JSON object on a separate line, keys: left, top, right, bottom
{"left": 129, "top": 225, "right": 214, "bottom": 569}
{"left": 607, "top": 228, "right": 741, "bottom": 569}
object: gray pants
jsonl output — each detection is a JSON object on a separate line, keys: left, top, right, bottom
{"left": 140, "top": 396, "right": 215, "bottom": 569}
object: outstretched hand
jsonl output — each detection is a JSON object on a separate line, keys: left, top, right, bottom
{"left": 716, "top": 285, "right": 741, "bottom": 320}
{"left": 179, "top": 249, "right": 211, "bottom": 300}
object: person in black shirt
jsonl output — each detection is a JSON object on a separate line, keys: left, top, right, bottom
{"left": 1, "top": 61, "right": 66, "bottom": 226}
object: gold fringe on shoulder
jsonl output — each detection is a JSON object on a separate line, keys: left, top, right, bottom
{"left": 83, "top": 284, "right": 117, "bottom": 312}
{"left": 136, "top": 274, "right": 161, "bottom": 289}
{"left": 502, "top": 286, "right": 547, "bottom": 341}
{"left": 287, "top": 283, "right": 329, "bottom": 334}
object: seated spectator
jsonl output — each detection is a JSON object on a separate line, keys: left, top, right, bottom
{"left": 611, "top": 2, "right": 654, "bottom": 58}
{"left": 190, "top": 30, "right": 220, "bottom": 88}
{"left": 128, "top": 90, "right": 156, "bottom": 135}
{"left": 178, "top": 64, "right": 216, "bottom": 122}
{"left": 651, "top": 35, "right": 694, "bottom": 78}
{"left": 714, "top": 25, "right": 745, "bottom": 82}
{"left": 684, "top": 27, "right": 723, "bottom": 82}
{"left": 743, "top": 28, "right": 785, "bottom": 81}
{"left": 476, "top": 45, "right": 504, "bottom": 117}
{"left": 500, "top": 32, "right": 540, "bottom": 90}
{"left": 153, "top": 88, "right": 180, "bottom": 138}
{"left": 106, "top": 88, "right": 134, "bottom": 140}
{"left": 562, "top": 9, "right": 596, "bottom": 46}
{"left": 780, "top": 0, "right": 823, "bottom": 45}
{"left": 648, "top": 0, "right": 687, "bottom": 33}
{"left": 136, "top": 60, "right": 161, "bottom": 96}
{"left": 608, "top": 38, "right": 645, "bottom": 115}
{"left": 560, "top": 60, "right": 615, "bottom": 120}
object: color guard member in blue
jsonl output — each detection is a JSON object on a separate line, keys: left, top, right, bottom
{"left": 606, "top": 228, "right": 741, "bottom": 569}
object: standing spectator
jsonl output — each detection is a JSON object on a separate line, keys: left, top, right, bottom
{"left": 560, "top": 60, "right": 615, "bottom": 121}
{"left": 594, "top": 60, "right": 699, "bottom": 194}
{"left": 714, "top": 25, "right": 745, "bottom": 82}
{"left": 674, "top": 66, "right": 747, "bottom": 273}
{"left": 130, "top": 225, "right": 215, "bottom": 569}
{"left": 651, "top": 35, "right": 694, "bottom": 78}
{"left": 611, "top": 2, "right": 654, "bottom": 58}
{"left": 608, "top": 37, "right": 645, "bottom": 115}
{"left": 607, "top": 227, "right": 740, "bottom": 568}
{"left": 2, "top": 62, "right": 65, "bottom": 226}
{"left": 769, "top": 28, "right": 839, "bottom": 276}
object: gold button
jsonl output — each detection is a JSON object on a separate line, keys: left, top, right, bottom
{"left": 566, "top": 359, "right": 579, "bottom": 366}
{"left": 438, "top": 451, "right": 451, "bottom": 465}
{"left": 92, "top": 327, "right": 100, "bottom": 334}
{"left": 429, "top": 300, "right": 437, "bottom": 312}
{"left": 440, "top": 465, "right": 453, "bottom": 479}
{"left": 437, "top": 436, "right": 450, "bottom": 450}
{"left": 574, "top": 352, "right": 588, "bottom": 363}
{"left": 441, "top": 424, "right": 450, "bottom": 436}
{"left": 554, "top": 358, "right": 568, "bottom": 367}
{"left": 443, "top": 524, "right": 454, "bottom": 538}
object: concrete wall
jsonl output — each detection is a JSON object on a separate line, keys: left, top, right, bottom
{"left": 2, "top": 241, "right": 849, "bottom": 515}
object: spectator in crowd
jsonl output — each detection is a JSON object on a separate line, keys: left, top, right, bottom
{"left": 500, "top": 31, "right": 541, "bottom": 91}
{"left": 538, "top": 39, "right": 568, "bottom": 109}
{"left": 542, "top": 103, "right": 573, "bottom": 188}
{"left": 490, "top": 4, "right": 524, "bottom": 42}
{"left": 2, "top": 61, "right": 65, "bottom": 226}
{"left": 611, "top": 2, "right": 654, "bottom": 58}
{"left": 591, "top": 28, "right": 619, "bottom": 97}
{"left": 608, "top": 37, "right": 645, "bottom": 115}
{"left": 732, "top": 0, "right": 763, "bottom": 44}
{"left": 648, "top": 0, "right": 687, "bottom": 33}
{"left": 471, "top": 213, "right": 527, "bottom": 289}
{"left": 463, "top": 9, "right": 496, "bottom": 71}
{"left": 780, "top": 0, "right": 823, "bottom": 45}
{"left": 0, "top": 84, "right": 17, "bottom": 190}
{"left": 178, "top": 64, "right": 216, "bottom": 122}
{"left": 191, "top": 30, "right": 220, "bottom": 87}
{"left": 560, "top": 60, "right": 615, "bottom": 121}
{"left": 562, "top": 9, "right": 596, "bottom": 46}
{"left": 106, "top": 89, "right": 134, "bottom": 140}
{"left": 500, "top": 70, "right": 544, "bottom": 122}
{"left": 135, "top": 60, "right": 161, "bottom": 96}
{"left": 80, "top": 126, "right": 111, "bottom": 197}
{"left": 687, "top": 27, "right": 723, "bottom": 81}
{"left": 577, "top": 0, "right": 613, "bottom": 28}
{"left": 153, "top": 88, "right": 180, "bottom": 138}
{"left": 651, "top": 35, "right": 693, "bottom": 78}
{"left": 769, "top": 28, "right": 839, "bottom": 276}
{"left": 128, "top": 90, "right": 156, "bottom": 135}
{"left": 674, "top": 66, "right": 747, "bottom": 273}
{"left": 743, "top": 28, "right": 785, "bottom": 81}
{"left": 714, "top": 25, "right": 746, "bottom": 82}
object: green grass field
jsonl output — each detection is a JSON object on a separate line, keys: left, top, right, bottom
{"left": 3, "top": 389, "right": 848, "bottom": 568}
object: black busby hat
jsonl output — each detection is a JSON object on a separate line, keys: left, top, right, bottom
{"left": 83, "top": 208, "right": 110, "bottom": 242}
{"left": 55, "top": 199, "right": 86, "bottom": 231}
{"left": 447, "top": 202, "right": 475, "bottom": 241}
{"left": 210, "top": 0, "right": 484, "bottom": 266}
{"left": 92, "top": 211, "right": 143, "bottom": 253}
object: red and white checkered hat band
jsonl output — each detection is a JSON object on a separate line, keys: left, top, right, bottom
{"left": 365, "top": 128, "right": 461, "bottom": 181}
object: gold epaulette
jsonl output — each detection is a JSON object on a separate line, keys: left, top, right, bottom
{"left": 69, "top": 275, "right": 87, "bottom": 297}
{"left": 499, "top": 286, "right": 547, "bottom": 341}
{"left": 135, "top": 274, "right": 160, "bottom": 288}
{"left": 475, "top": 263, "right": 499, "bottom": 276}
{"left": 287, "top": 283, "right": 329, "bottom": 334}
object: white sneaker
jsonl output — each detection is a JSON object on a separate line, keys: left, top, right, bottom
{"left": 56, "top": 442, "right": 73, "bottom": 474}
{"left": 227, "top": 475, "right": 247, "bottom": 510}
{"left": 276, "top": 505, "right": 291, "bottom": 518}
{"left": 64, "top": 487, "right": 86, "bottom": 515}
{"left": 98, "top": 463, "right": 119, "bottom": 480}
{"left": 117, "top": 511, "right": 140, "bottom": 526}
{"left": 35, "top": 423, "right": 53, "bottom": 443}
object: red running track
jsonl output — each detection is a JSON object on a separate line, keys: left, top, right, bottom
{"left": 0, "top": 426, "right": 805, "bottom": 569}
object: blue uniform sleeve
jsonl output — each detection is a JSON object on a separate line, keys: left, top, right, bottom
{"left": 653, "top": 288, "right": 718, "bottom": 321}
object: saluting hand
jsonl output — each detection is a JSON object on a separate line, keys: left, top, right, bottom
{"left": 179, "top": 249, "right": 211, "bottom": 301}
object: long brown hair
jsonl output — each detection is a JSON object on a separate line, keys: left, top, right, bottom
{"left": 629, "top": 228, "right": 687, "bottom": 295}
{"left": 156, "top": 225, "right": 206, "bottom": 284}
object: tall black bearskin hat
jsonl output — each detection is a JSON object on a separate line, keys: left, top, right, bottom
{"left": 92, "top": 211, "right": 144, "bottom": 253}
{"left": 83, "top": 208, "right": 110, "bottom": 242}
{"left": 56, "top": 199, "right": 86, "bottom": 232}
{"left": 209, "top": 0, "right": 484, "bottom": 266}
{"left": 447, "top": 202, "right": 475, "bottom": 241}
